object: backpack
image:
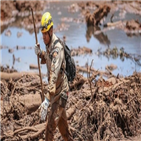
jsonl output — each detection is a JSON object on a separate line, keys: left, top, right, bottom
{"left": 53, "top": 38, "right": 76, "bottom": 82}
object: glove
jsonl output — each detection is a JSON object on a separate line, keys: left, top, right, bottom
{"left": 44, "top": 52, "right": 48, "bottom": 60}
{"left": 34, "top": 43, "right": 42, "bottom": 55}
{"left": 39, "top": 97, "right": 49, "bottom": 121}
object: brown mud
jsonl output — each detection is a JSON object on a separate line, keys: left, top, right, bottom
{"left": 1, "top": 0, "right": 141, "bottom": 141}
{"left": 1, "top": 65, "right": 141, "bottom": 141}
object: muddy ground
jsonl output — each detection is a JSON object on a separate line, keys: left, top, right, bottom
{"left": 1, "top": 0, "right": 141, "bottom": 141}
{"left": 1, "top": 65, "right": 141, "bottom": 141}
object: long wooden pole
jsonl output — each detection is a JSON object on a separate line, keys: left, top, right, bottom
{"left": 30, "top": 7, "right": 44, "bottom": 102}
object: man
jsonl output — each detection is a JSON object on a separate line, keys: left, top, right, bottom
{"left": 34, "top": 12, "right": 73, "bottom": 141}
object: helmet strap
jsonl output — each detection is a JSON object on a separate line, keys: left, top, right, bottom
{"left": 46, "top": 30, "right": 52, "bottom": 47}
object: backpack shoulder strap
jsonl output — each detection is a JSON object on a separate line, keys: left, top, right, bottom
{"left": 53, "top": 37, "right": 65, "bottom": 48}
{"left": 53, "top": 39, "right": 60, "bottom": 47}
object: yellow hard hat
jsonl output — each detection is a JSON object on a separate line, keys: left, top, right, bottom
{"left": 41, "top": 12, "right": 53, "bottom": 33}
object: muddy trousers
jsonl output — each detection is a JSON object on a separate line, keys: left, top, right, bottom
{"left": 45, "top": 102, "right": 73, "bottom": 141}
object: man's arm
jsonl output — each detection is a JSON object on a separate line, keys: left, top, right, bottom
{"left": 34, "top": 43, "right": 46, "bottom": 64}
{"left": 39, "top": 50, "right": 46, "bottom": 64}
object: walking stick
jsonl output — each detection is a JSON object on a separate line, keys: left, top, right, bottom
{"left": 30, "top": 7, "right": 44, "bottom": 102}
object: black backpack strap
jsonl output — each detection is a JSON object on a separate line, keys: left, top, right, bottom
{"left": 53, "top": 37, "right": 64, "bottom": 48}
{"left": 53, "top": 39, "right": 60, "bottom": 47}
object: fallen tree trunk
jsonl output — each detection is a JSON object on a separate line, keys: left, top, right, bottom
{"left": 19, "top": 123, "right": 46, "bottom": 140}
{"left": 0, "top": 72, "right": 39, "bottom": 81}
{"left": 29, "top": 64, "right": 39, "bottom": 69}
{"left": 76, "top": 65, "right": 113, "bottom": 78}
{"left": 1, "top": 93, "right": 42, "bottom": 116}
{"left": 1, "top": 123, "right": 46, "bottom": 140}
{"left": 18, "top": 93, "right": 42, "bottom": 114}
{"left": 105, "top": 21, "right": 122, "bottom": 27}
{"left": 66, "top": 106, "right": 76, "bottom": 120}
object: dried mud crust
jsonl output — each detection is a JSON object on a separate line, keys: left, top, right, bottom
{"left": 67, "top": 73, "right": 141, "bottom": 141}
{"left": 1, "top": 66, "right": 141, "bottom": 140}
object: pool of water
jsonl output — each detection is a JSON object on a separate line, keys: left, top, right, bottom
{"left": 1, "top": 1, "right": 141, "bottom": 78}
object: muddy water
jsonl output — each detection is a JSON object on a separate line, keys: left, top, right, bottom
{"left": 1, "top": 1, "right": 141, "bottom": 78}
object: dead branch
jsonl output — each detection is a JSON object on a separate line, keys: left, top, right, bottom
{"left": 21, "top": 123, "right": 45, "bottom": 140}
{"left": 66, "top": 106, "right": 76, "bottom": 120}
{"left": 13, "top": 127, "right": 38, "bottom": 135}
